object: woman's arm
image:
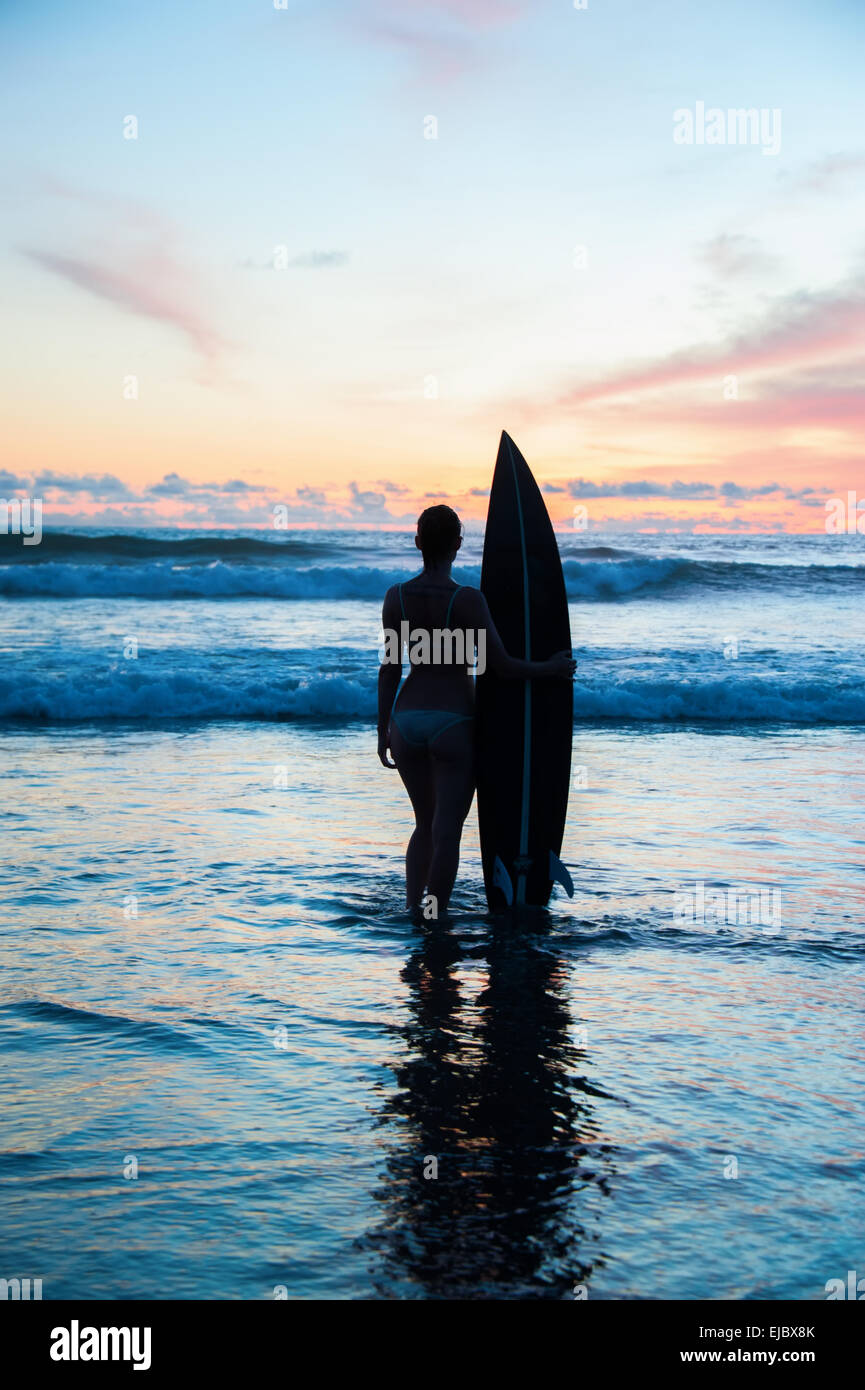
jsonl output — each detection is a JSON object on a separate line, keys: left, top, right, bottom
{"left": 377, "top": 586, "right": 402, "bottom": 767}
{"left": 466, "top": 588, "right": 576, "bottom": 680}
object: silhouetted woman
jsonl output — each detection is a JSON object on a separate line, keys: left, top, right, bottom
{"left": 378, "top": 506, "right": 574, "bottom": 914}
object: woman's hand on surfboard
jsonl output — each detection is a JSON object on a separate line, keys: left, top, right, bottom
{"left": 378, "top": 732, "right": 397, "bottom": 768}
{"left": 545, "top": 650, "right": 577, "bottom": 680}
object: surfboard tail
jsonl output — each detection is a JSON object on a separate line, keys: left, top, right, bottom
{"left": 490, "top": 852, "right": 573, "bottom": 908}
{"left": 549, "top": 850, "right": 574, "bottom": 898}
{"left": 492, "top": 855, "right": 514, "bottom": 907}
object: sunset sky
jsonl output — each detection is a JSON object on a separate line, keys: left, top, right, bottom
{"left": 2, "top": 0, "right": 864, "bottom": 531}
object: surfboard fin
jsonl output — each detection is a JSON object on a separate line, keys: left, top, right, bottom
{"left": 492, "top": 855, "right": 514, "bottom": 906}
{"left": 549, "top": 850, "right": 574, "bottom": 897}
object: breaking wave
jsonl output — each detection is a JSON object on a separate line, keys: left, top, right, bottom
{"left": 4, "top": 669, "right": 864, "bottom": 724}
{"left": 2, "top": 555, "right": 861, "bottom": 601}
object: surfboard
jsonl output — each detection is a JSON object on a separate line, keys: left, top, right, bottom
{"left": 476, "top": 431, "right": 573, "bottom": 910}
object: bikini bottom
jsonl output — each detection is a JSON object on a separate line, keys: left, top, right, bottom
{"left": 391, "top": 709, "right": 474, "bottom": 749}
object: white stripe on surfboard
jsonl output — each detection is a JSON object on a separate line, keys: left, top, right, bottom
{"left": 504, "top": 435, "right": 532, "bottom": 905}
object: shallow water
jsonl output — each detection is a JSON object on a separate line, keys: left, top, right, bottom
{"left": 2, "top": 722, "right": 863, "bottom": 1299}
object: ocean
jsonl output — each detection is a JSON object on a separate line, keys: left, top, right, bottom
{"left": 1, "top": 526, "right": 863, "bottom": 1299}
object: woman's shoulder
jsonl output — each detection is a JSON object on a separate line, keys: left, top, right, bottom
{"left": 453, "top": 583, "right": 484, "bottom": 610}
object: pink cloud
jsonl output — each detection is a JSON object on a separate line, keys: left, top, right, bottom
{"left": 560, "top": 273, "right": 865, "bottom": 406}
{"left": 416, "top": 0, "right": 523, "bottom": 23}
{"left": 24, "top": 246, "right": 229, "bottom": 364}
{"left": 684, "top": 388, "right": 865, "bottom": 433}
{"left": 20, "top": 180, "right": 231, "bottom": 370}
{"left": 357, "top": 18, "right": 473, "bottom": 81}
{"left": 376, "top": 0, "right": 523, "bottom": 26}
{"left": 591, "top": 373, "right": 865, "bottom": 436}
{"left": 349, "top": 0, "right": 527, "bottom": 81}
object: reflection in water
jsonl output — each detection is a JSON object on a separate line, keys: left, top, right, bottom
{"left": 364, "top": 917, "right": 617, "bottom": 1298}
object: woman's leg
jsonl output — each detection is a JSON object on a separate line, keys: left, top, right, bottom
{"left": 390, "top": 723, "right": 435, "bottom": 908}
{"left": 428, "top": 721, "right": 476, "bottom": 913}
